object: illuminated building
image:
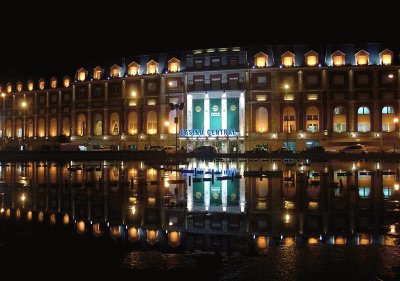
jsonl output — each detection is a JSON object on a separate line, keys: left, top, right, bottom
{"left": 0, "top": 43, "right": 398, "bottom": 152}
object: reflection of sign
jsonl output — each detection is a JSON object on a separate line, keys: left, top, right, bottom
{"left": 230, "top": 104, "right": 237, "bottom": 111}
{"left": 180, "top": 128, "right": 238, "bottom": 137}
{"left": 195, "top": 106, "right": 201, "bottom": 112}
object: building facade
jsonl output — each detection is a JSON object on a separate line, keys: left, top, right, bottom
{"left": 0, "top": 43, "right": 398, "bottom": 152}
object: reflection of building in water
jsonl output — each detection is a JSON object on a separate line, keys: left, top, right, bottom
{"left": 0, "top": 160, "right": 399, "bottom": 252}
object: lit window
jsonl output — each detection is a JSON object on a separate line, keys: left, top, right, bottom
{"left": 382, "top": 106, "right": 394, "bottom": 114}
{"left": 282, "top": 51, "right": 295, "bottom": 67}
{"left": 331, "top": 50, "right": 345, "bottom": 66}
{"left": 147, "top": 99, "right": 156, "bottom": 106}
{"left": 128, "top": 62, "right": 140, "bottom": 76}
{"left": 6, "top": 83, "right": 12, "bottom": 93}
{"left": 27, "top": 80, "right": 34, "bottom": 91}
{"left": 357, "top": 107, "right": 370, "bottom": 115}
{"left": 355, "top": 50, "right": 369, "bottom": 66}
{"left": 77, "top": 68, "right": 87, "bottom": 81}
{"left": 168, "top": 57, "right": 180, "bottom": 72}
{"left": 305, "top": 50, "right": 318, "bottom": 66}
{"left": 17, "top": 82, "right": 23, "bottom": 92}
{"left": 380, "top": 49, "right": 393, "bottom": 65}
{"left": 63, "top": 76, "right": 70, "bottom": 87}
{"left": 51, "top": 77, "right": 57, "bottom": 89}
{"left": 147, "top": 60, "right": 158, "bottom": 74}
{"left": 39, "top": 79, "right": 45, "bottom": 90}
{"left": 254, "top": 52, "right": 268, "bottom": 67}
{"left": 110, "top": 65, "right": 120, "bottom": 78}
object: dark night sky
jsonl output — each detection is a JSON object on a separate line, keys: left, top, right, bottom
{"left": 0, "top": 3, "right": 396, "bottom": 82}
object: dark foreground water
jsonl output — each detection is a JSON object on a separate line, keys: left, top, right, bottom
{"left": 1, "top": 159, "right": 400, "bottom": 279}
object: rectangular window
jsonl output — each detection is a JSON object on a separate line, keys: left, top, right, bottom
{"left": 257, "top": 76, "right": 267, "bottom": 85}
{"left": 93, "top": 87, "right": 103, "bottom": 98}
{"left": 306, "top": 75, "right": 318, "bottom": 85}
{"left": 147, "top": 82, "right": 156, "bottom": 92}
{"left": 211, "top": 75, "right": 221, "bottom": 90}
{"left": 147, "top": 99, "right": 156, "bottom": 106}
{"left": 228, "top": 75, "right": 239, "bottom": 90}
{"left": 39, "top": 96, "right": 45, "bottom": 104}
{"left": 307, "top": 124, "right": 318, "bottom": 132}
{"left": 333, "top": 75, "right": 345, "bottom": 85}
{"left": 63, "top": 93, "right": 70, "bottom": 102}
{"left": 357, "top": 74, "right": 369, "bottom": 85}
{"left": 307, "top": 93, "right": 318, "bottom": 100}
{"left": 51, "top": 94, "right": 57, "bottom": 103}
{"left": 194, "top": 76, "right": 204, "bottom": 91}
{"left": 211, "top": 57, "right": 220, "bottom": 67}
{"left": 358, "top": 124, "right": 370, "bottom": 132}
{"left": 168, "top": 80, "right": 178, "bottom": 88}
{"left": 194, "top": 59, "right": 203, "bottom": 69}
{"left": 228, "top": 57, "right": 238, "bottom": 67}
{"left": 334, "top": 123, "right": 346, "bottom": 132}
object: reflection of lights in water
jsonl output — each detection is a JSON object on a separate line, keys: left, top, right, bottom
{"left": 390, "top": 225, "right": 396, "bottom": 234}
{"left": 128, "top": 227, "right": 140, "bottom": 242}
{"left": 63, "top": 214, "right": 70, "bottom": 225}
{"left": 26, "top": 211, "right": 33, "bottom": 222}
{"left": 256, "top": 236, "right": 268, "bottom": 251}
{"left": 168, "top": 231, "right": 181, "bottom": 247}
{"left": 394, "top": 184, "right": 399, "bottom": 191}
{"left": 308, "top": 237, "right": 319, "bottom": 244}
{"left": 131, "top": 206, "right": 136, "bottom": 215}
{"left": 283, "top": 237, "right": 295, "bottom": 246}
{"left": 50, "top": 213, "right": 56, "bottom": 224}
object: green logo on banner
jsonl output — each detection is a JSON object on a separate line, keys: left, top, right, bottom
{"left": 230, "top": 104, "right": 237, "bottom": 111}
{"left": 195, "top": 105, "right": 202, "bottom": 112}
{"left": 212, "top": 105, "right": 219, "bottom": 112}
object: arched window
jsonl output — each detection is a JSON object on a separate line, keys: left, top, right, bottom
{"left": 76, "top": 114, "right": 86, "bottom": 136}
{"left": 282, "top": 106, "right": 296, "bottom": 132}
{"left": 109, "top": 112, "right": 120, "bottom": 135}
{"left": 39, "top": 78, "right": 45, "bottom": 90}
{"left": 62, "top": 117, "right": 70, "bottom": 136}
{"left": 16, "top": 81, "right": 23, "bottom": 92}
{"left": 93, "top": 113, "right": 102, "bottom": 136}
{"left": 49, "top": 118, "right": 57, "bottom": 137}
{"left": 306, "top": 106, "right": 319, "bottom": 132}
{"left": 357, "top": 106, "right": 370, "bottom": 132}
{"left": 27, "top": 80, "right": 34, "bottom": 91}
{"left": 38, "top": 118, "right": 45, "bottom": 137}
{"left": 333, "top": 107, "right": 346, "bottom": 132}
{"left": 93, "top": 66, "right": 103, "bottom": 80}
{"left": 63, "top": 76, "right": 70, "bottom": 87}
{"left": 77, "top": 68, "right": 88, "bottom": 81}
{"left": 255, "top": 107, "right": 268, "bottom": 133}
{"left": 128, "top": 111, "right": 138, "bottom": 135}
{"left": 382, "top": 106, "right": 395, "bottom": 132}
{"left": 147, "top": 111, "right": 158, "bottom": 134}
{"left": 110, "top": 64, "right": 121, "bottom": 78}
{"left": 50, "top": 77, "right": 57, "bottom": 89}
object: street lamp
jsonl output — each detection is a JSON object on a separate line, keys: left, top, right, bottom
{"left": 169, "top": 102, "right": 184, "bottom": 154}
{"left": 283, "top": 84, "right": 290, "bottom": 149}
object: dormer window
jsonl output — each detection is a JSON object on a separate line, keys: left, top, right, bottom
{"left": 27, "top": 80, "right": 34, "bottom": 91}
{"left": 93, "top": 66, "right": 103, "bottom": 80}
{"left": 331, "top": 50, "right": 345, "bottom": 66}
{"left": 17, "top": 81, "right": 23, "bottom": 92}
{"left": 168, "top": 57, "right": 180, "bottom": 72}
{"left": 128, "top": 61, "right": 139, "bottom": 76}
{"left": 6, "top": 83, "right": 12, "bottom": 93}
{"left": 282, "top": 51, "right": 295, "bottom": 67}
{"left": 254, "top": 52, "right": 268, "bottom": 68}
{"left": 39, "top": 78, "right": 45, "bottom": 90}
{"left": 77, "top": 68, "right": 88, "bottom": 81}
{"left": 380, "top": 49, "right": 393, "bottom": 65}
{"left": 355, "top": 50, "right": 369, "bottom": 66}
{"left": 110, "top": 64, "right": 121, "bottom": 78}
{"left": 50, "top": 77, "right": 57, "bottom": 89}
{"left": 63, "top": 76, "right": 70, "bottom": 87}
{"left": 147, "top": 60, "right": 158, "bottom": 74}
{"left": 305, "top": 50, "right": 318, "bottom": 66}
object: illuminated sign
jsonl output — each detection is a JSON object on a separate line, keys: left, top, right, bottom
{"left": 180, "top": 129, "right": 238, "bottom": 137}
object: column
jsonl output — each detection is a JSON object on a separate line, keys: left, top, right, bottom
{"left": 104, "top": 82, "right": 109, "bottom": 135}
{"left": 221, "top": 92, "right": 227, "bottom": 130}
{"left": 204, "top": 93, "right": 210, "bottom": 134}
{"left": 87, "top": 84, "right": 92, "bottom": 136}
{"left": 187, "top": 94, "right": 193, "bottom": 130}
{"left": 71, "top": 85, "right": 76, "bottom": 137}
{"left": 239, "top": 91, "right": 245, "bottom": 136}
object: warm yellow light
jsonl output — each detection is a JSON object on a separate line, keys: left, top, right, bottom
{"left": 131, "top": 90, "right": 137, "bottom": 97}
{"left": 168, "top": 81, "right": 174, "bottom": 87}
{"left": 63, "top": 214, "right": 70, "bottom": 225}
{"left": 389, "top": 74, "right": 394, "bottom": 79}
{"left": 335, "top": 236, "right": 346, "bottom": 245}
{"left": 283, "top": 56, "right": 293, "bottom": 67}
{"left": 21, "top": 193, "right": 26, "bottom": 202}
{"left": 284, "top": 213, "right": 291, "bottom": 223}
{"left": 256, "top": 236, "right": 268, "bottom": 251}
{"left": 64, "top": 78, "right": 70, "bottom": 87}
{"left": 147, "top": 229, "right": 158, "bottom": 245}
{"left": 38, "top": 211, "right": 44, "bottom": 222}
{"left": 1, "top": 93, "right": 5, "bottom": 98}
{"left": 6, "top": 84, "right": 12, "bottom": 93}
{"left": 50, "top": 213, "right": 56, "bottom": 225}
{"left": 164, "top": 121, "right": 170, "bottom": 127}
{"left": 128, "top": 227, "right": 140, "bottom": 242}
{"left": 131, "top": 205, "right": 136, "bottom": 215}
{"left": 393, "top": 117, "right": 399, "bottom": 123}
{"left": 6, "top": 208, "right": 11, "bottom": 217}
{"left": 359, "top": 235, "right": 370, "bottom": 245}
{"left": 21, "top": 101, "right": 27, "bottom": 108}
{"left": 283, "top": 237, "right": 295, "bottom": 246}
{"left": 306, "top": 56, "right": 317, "bottom": 66}
{"left": 0, "top": 207, "right": 4, "bottom": 213}
{"left": 308, "top": 237, "right": 319, "bottom": 244}
{"left": 284, "top": 84, "right": 289, "bottom": 90}
{"left": 78, "top": 71, "right": 86, "bottom": 81}
{"left": 110, "top": 226, "right": 121, "bottom": 238}
{"left": 51, "top": 80, "right": 57, "bottom": 89}
{"left": 256, "top": 56, "right": 266, "bottom": 67}
{"left": 93, "top": 223, "right": 103, "bottom": 237}
{"left": 39, "top": 81, "right": 45, "bottom": 90}
{"left": 17, "top": 83, "right": 22, "bottom": 92}
{"left": 128, "top": 65, "right": 138, "bottom": 76}
{"left": 382, "top": 54, "right": 392, "bottom": 65}
{"left": 26, "top": 211, "right": 32, "bottom": 222}
{"left": 77, "top": 220, "right": 86, "bottom": 234}
{"left": 390, "top": 224, "right": 396, "bottom": 234}
{"left": 168, "top": 231, "right": 181, "bottom": 247}
{"left": 16, "top": 209, "right": 21, "bottom": 220}
{"left": 394, "top": 183, "right": 399, "bottom": 191}
{"left": 333, "top": 55, "right": 344, "bottom": 66}
{"left": 169, "top": 62, "right": 179, "bottom": 72}
{"left": 357, "top": 55, "right": 368, "bottom": 66}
